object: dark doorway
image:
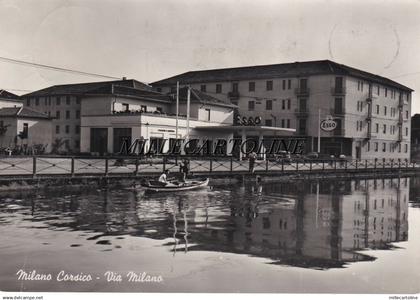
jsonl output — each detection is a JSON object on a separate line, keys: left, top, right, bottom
{"left": 113, "top": 128, "right": 132, "bottom": 154}
{"left": 90, "top": 128, "right": 108, "bottom": 155}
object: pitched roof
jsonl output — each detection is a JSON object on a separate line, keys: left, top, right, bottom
{"left": 178, "top": 87, "right": 237, "bottom": 108}
{"left": 22, "top": 79, "right": 152, "bottom": 97}
{"left": 0, "top": 107, "right": 50, "bottom": 119}
{"left": 0, "top": 89, "right": 22, "bottom": 101}
{"left": 151, "top": 60, "right": 413, "bottom": 92}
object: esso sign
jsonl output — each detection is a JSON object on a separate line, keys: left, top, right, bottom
{"left": 320, "top": 116, "right": 337, "bottom": 132}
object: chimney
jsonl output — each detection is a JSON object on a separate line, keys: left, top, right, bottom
{"left": 122, "top": 76, "right": 127, "bottom": 80}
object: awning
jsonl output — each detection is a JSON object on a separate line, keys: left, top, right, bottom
{"left": 195, "top": 125, "right": 296, "bottom": 135}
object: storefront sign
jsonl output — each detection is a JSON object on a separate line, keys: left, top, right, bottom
{"left": 320, "top": 116, "right": 337, "bottom": 132}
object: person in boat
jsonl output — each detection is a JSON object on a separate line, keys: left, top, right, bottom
{"left": 179, "top": 159, "right": 190, "bottom": 182}
{"left": 248, "top": 151, "right": 257, "bottom": 173}
{"left": 158, "top": 169, "right": 170, "bottom": 185}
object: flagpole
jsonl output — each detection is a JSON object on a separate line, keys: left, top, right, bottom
{"left": 317, "top": 108, "right": 321, "bottom": 153}
{"left": 175, "top": 81, "right": 179, "bottom": 140}
{"left": 186, "top": 86, "right": 191, "bottom": 141}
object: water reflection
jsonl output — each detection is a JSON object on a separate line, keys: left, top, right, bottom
{"left": 0, "top": 177, "right": 412, "bottom": 270}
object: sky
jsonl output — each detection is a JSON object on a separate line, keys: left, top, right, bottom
{"left": 0, "top": 0, "right": 420, "bottom": 114}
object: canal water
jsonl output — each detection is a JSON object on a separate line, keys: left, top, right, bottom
{"left": 0, "top": 177, "right": 419, "bottom": 293}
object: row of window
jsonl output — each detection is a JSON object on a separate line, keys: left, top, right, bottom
{"left": 55, "top": 125, "right": 80, "bottom": 135}
{"left": 367, "top": 141, "right": 408, "bottom": 153}
{"left": 357, "top": 80, "right": 407, "bottom": 100}
{"left": 357, "top": 101, "right": 408, "bottom": 118}
{"left": 46, "top": 110, "right": 80, "bottom": 119}
{"left": 364, "top": 122, "right": 409, "bottom": 136}
{"left": 248, "top": 99, "right": 291, "bottom": 111}
{"left": 27, "top": 96, "right": 81, "bottom": 107}
{"left": 193, "top": 79, "right": 295, "bottom": 94}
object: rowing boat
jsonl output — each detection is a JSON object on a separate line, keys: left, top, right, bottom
{"left": 141, "top": 178, "right": 209, "bottom": 192}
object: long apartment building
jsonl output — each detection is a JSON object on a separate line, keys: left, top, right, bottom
{"left": 21, "top": 79, "right": 152, "bottom": 153}
{"left": 152, "top": 60, "right": 413, "bottom": 160}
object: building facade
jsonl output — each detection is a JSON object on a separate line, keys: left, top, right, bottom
{"left": 80, "top": 86, "right": 236, "bottom": 154}
{"left": 0, "top": 90, "right": 23, "bottom": 109}
{"left": 152, "top": 60, "right": 413, "bottom": 160}
{"left": 411, "top": 114, "right": 420, "bottom": 160}
{"left": 0, "top": 107, "right": 52, "bottom": 153}
{"left": 21, "top": 79, "right": 153, "bottom": 153}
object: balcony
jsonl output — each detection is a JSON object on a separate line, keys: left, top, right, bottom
{"left": 331, "top": 86, "right": 346, "bottom": 96}
{"left": 398, "top": 95, "right": 404, "bottom": 108}
{"left": 294, "top": 108, "right": 309, "bottom": 117}
{"left": 294, "top": 88, "right": 310, "bottom": 96}
{"left": 228, "top": 91, "right": 240, "bottom": 100}
{"left": 330, "top": 108, "right": 345, "bottom": 116}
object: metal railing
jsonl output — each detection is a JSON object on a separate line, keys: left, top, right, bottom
{"left": 0, "top": 155, "right": 418, "bottom": 179}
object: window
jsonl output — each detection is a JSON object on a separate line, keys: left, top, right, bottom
{"left": 232, "top": 82, "right": 239, "bottom": 93}
{"left": 405, "top": 144, "right": 408, "bottom": 153}
{"left": 384, "top": 106, "right": 387, "bottom": 116}
{"left": 22, "top": 123, "right": 28, "bottom": 139}
{"left": 76, "top": 97, "right": 81, "bottom": 105}
{"left": 75, "top": 140, "right": 80, "bottom": 149}
{"left": 286, "top": 119, "right": 290, "bottom": 128}
{"left": 265, "top": 119, "right": 272, "bottom": 126}
{"left": 385, "top": 88, "right": 388, "bottom": 97}
{"left": 357, "top": 81, "right": 360, "bottom": 91}
{"left": 377, "top": 85, "right": 380, "bottom": 95}
{"left": 287, "top": 99, "right": 291, "bottom": 109}
{"left": 75, "top": 125, "right": 80, "bottom": 134}
{"left": 266, "top": 80, "right": 273, "bottom": 91}
{"left": 249, "top": 82, "right": 255, "bottom": 92}
{"left": 66, "top": 96, "right": 71, "bottom": 105}
{"left": 205, "top": 108, "right": 211, "bottom": 121}
{"left": 406, "top": 111, "right": 409, "bottom": 119}
{"left": 383, "top": 124, "right": 386, "bottom": 134}
{"left": 375, "top": 142, "right": 378, "bottom": 152}
{"left": 382, "top": 143, "right": 386, "bottom": 152}
{"left": 56, "top": 111, "right": 61, "bottom": 119}
{"left": 266, "top": 100, "right": 272, "bottom": 110}
{"left": 375, "top": 123, "right": 379, "bottom": 133}
{"left": 282, "top": 100, "right": 285, "bottom": 110}
{"left": 367, "top": 142, "right": 370, "bottom": 152}
{"left": 56, "top": 125, "right": 60, "bottom": 134}
{"left": 56, "top": 97, "right": 61, "bottom": 105}
{"left": 248, "top": 101, "right": 255, "bottom": 111}
{"left": 288, "top": 79, "right": 291, "bottom": 89}
{"left": 66, "top": 110, "right": 70, "bottom": 119}
{"left": 298, "top": 119, "right": 307, "bottom": 135}
{"left": 282, "top": 80, "right": 286, "bottom": 90}
{"left": 200, "top": 85, "right": 206, "bottom": 92}
{"left": 376, "top": 105, "right": 380, "bottom": 114}
{"left": 140, "top": 105, "right": 147, "bottom": 112}
{"left": 76, "top": 110, "right": 80, "bottom": 119}
{"left": 216, "top": 84, "right": 222, "bottom": 93}
{"left": 281, "top": 119, "right": 285, "bottom": 127}
{"left": 406, "top": 127, "right": 408, "bottom": 136}
{"left": 399, "top": 144, "right": 401, "bottom": 153}
{"left": 26, "top": 98, "right": 30, "bottom": 106}
{"left": 65, "top": 125, "right": 70, "bottom": 134}
{"left": 122, "top": 103, "right": 129, "bottom": 112}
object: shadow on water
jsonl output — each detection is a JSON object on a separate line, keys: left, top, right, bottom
{"left": 0, "top": 177, "right": 415, "bottom": 270}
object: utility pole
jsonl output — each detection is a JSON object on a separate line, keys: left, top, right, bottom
{"left": 175, "top": 81, "right": 179, "bottom": 140}
{"left": 318, "top": 108, "right": 321, "bottom": 153}
{"left": 186, "top": 86, "right": 191, "bottom": 141}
